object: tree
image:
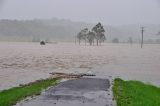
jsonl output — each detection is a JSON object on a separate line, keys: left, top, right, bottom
{"left": 77, "top": 28, "right": 88, "bottom": 45}
{"left": 77, "top": 32, "right": 82, "bottom": 45}
{"left": 92, "top": 22, "right": 106, "bottom": 46}
{"left": 87, "top": 31, "right": 95, "bottom": 46}
{"left": 98, "top": 33, "right": 106, "bottom": 45}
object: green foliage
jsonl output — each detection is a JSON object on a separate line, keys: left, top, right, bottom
{"left": 0, "top": 78, "right": 58, "bottom": 106}
{"left": 113, "top": 78, "right": 160, "bottom": 106}
{"left": 77, "top": 22, "right": 106, "bottom": 46}
{"left": 87, "top": 31, "right": 95, "bottom": 45}
{"left": 92, "top": 22, "right": 105, "bottom": 33}
{"left": 92, "top": 22, "right": 106, "bottom": 45}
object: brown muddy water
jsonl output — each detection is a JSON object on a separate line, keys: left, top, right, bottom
{"left": 0, "top": 42, "right": 160, "bottom": 91}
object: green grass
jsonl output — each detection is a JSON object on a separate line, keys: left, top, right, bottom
{"left": 0, "top": 78, "right": 59, "bottom": 106}
{"left": 113, "top": 78, "right": 160, "bottom": 106}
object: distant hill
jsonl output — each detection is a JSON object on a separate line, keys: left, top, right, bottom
{"left": 0, "top": 18, "right": 160, "bottom": 43}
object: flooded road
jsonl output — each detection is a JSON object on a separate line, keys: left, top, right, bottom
{"left": 16, "top": 78, "right": 115, "bottom": 106}
{"left": 0, "top": 42, "right": 160, "bottom": 91}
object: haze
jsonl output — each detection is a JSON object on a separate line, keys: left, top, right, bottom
{"left": 0, "top": 0, "right": 160, "bottom": 25}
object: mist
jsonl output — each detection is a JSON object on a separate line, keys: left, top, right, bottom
{"left": 1, "top": 1, "right": 160, "bottom": 105}
{"left": 0, "top": 0, "right": 160, "bottom": 43}
{"left": 0, "top": 0, "right": 4, "bottom": 8}
{"left": 0, "top": 0, "right": 160, "bottom": 25}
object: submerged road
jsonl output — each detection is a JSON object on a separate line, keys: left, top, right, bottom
{"left": 16, "top": 78, "right": 115, "bottom": 106}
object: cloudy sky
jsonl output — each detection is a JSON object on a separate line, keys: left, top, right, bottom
{"left": 0, "top": 0, "right": 160, "bottom": 25}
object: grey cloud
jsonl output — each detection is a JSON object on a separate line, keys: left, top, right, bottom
{"left": 0, "top": 0, "right": 160, "bottom": 25}
{"left": 0, "top": 0, "right": 4, "bottom": 5}
{"left": 0, "top": 0, "right": 5, "bottom": 8}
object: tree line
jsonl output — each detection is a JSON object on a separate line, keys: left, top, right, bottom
{"left": 77, "top": 22, "right": 106, "bottom": 46}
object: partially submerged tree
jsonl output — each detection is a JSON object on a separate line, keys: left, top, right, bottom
{"left": 98, "top": 33, "right": 106, "bottom": 46}
{"left": 87, "top": 31, "right": 95, "bottom": 46}
{"left": 77, "top": 22, "right": 106, "bottom": 46}
{"left": 77, "top": 28, "right": 88, "bottom": 45}
{"left": 92, "top": 22, "right": 106, "bottom": 46}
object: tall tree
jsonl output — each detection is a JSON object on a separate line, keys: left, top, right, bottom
{"left": 92, "top": 22, "right": 106, "bottom": 46}
{"left": 87, "top": 31, "right": 95, "bottom": 46}
{"left": 77, "top": 28, "right": 88, "bottom": 45}
{"left": 77, "top": 32, "right": 82, "bottom": 45}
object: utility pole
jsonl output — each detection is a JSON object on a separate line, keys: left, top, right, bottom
{"left": 141, "top": 27, "right": 144, "bottom": 48}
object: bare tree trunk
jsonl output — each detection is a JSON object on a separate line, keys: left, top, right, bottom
{"left": 97, "top": 40, "right": 98, "bottom": 46}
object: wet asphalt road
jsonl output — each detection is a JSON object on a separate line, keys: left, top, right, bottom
{"left": 16, "top": 78, "right": 115, "bottom": 106}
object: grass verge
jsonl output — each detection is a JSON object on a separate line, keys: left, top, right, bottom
{"left": 0, "top": 78, "right": 59, "bottom": 106}
{"left": 113, "top": 78, "right": 160, "bottom": 106}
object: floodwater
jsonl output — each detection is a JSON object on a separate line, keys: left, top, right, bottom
{"left": 0, "top": 42, "right": 160, "bottom": 91}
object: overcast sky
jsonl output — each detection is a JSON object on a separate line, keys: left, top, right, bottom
{"left": 0, "top": 0, "right": 160, "bottom": 25}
